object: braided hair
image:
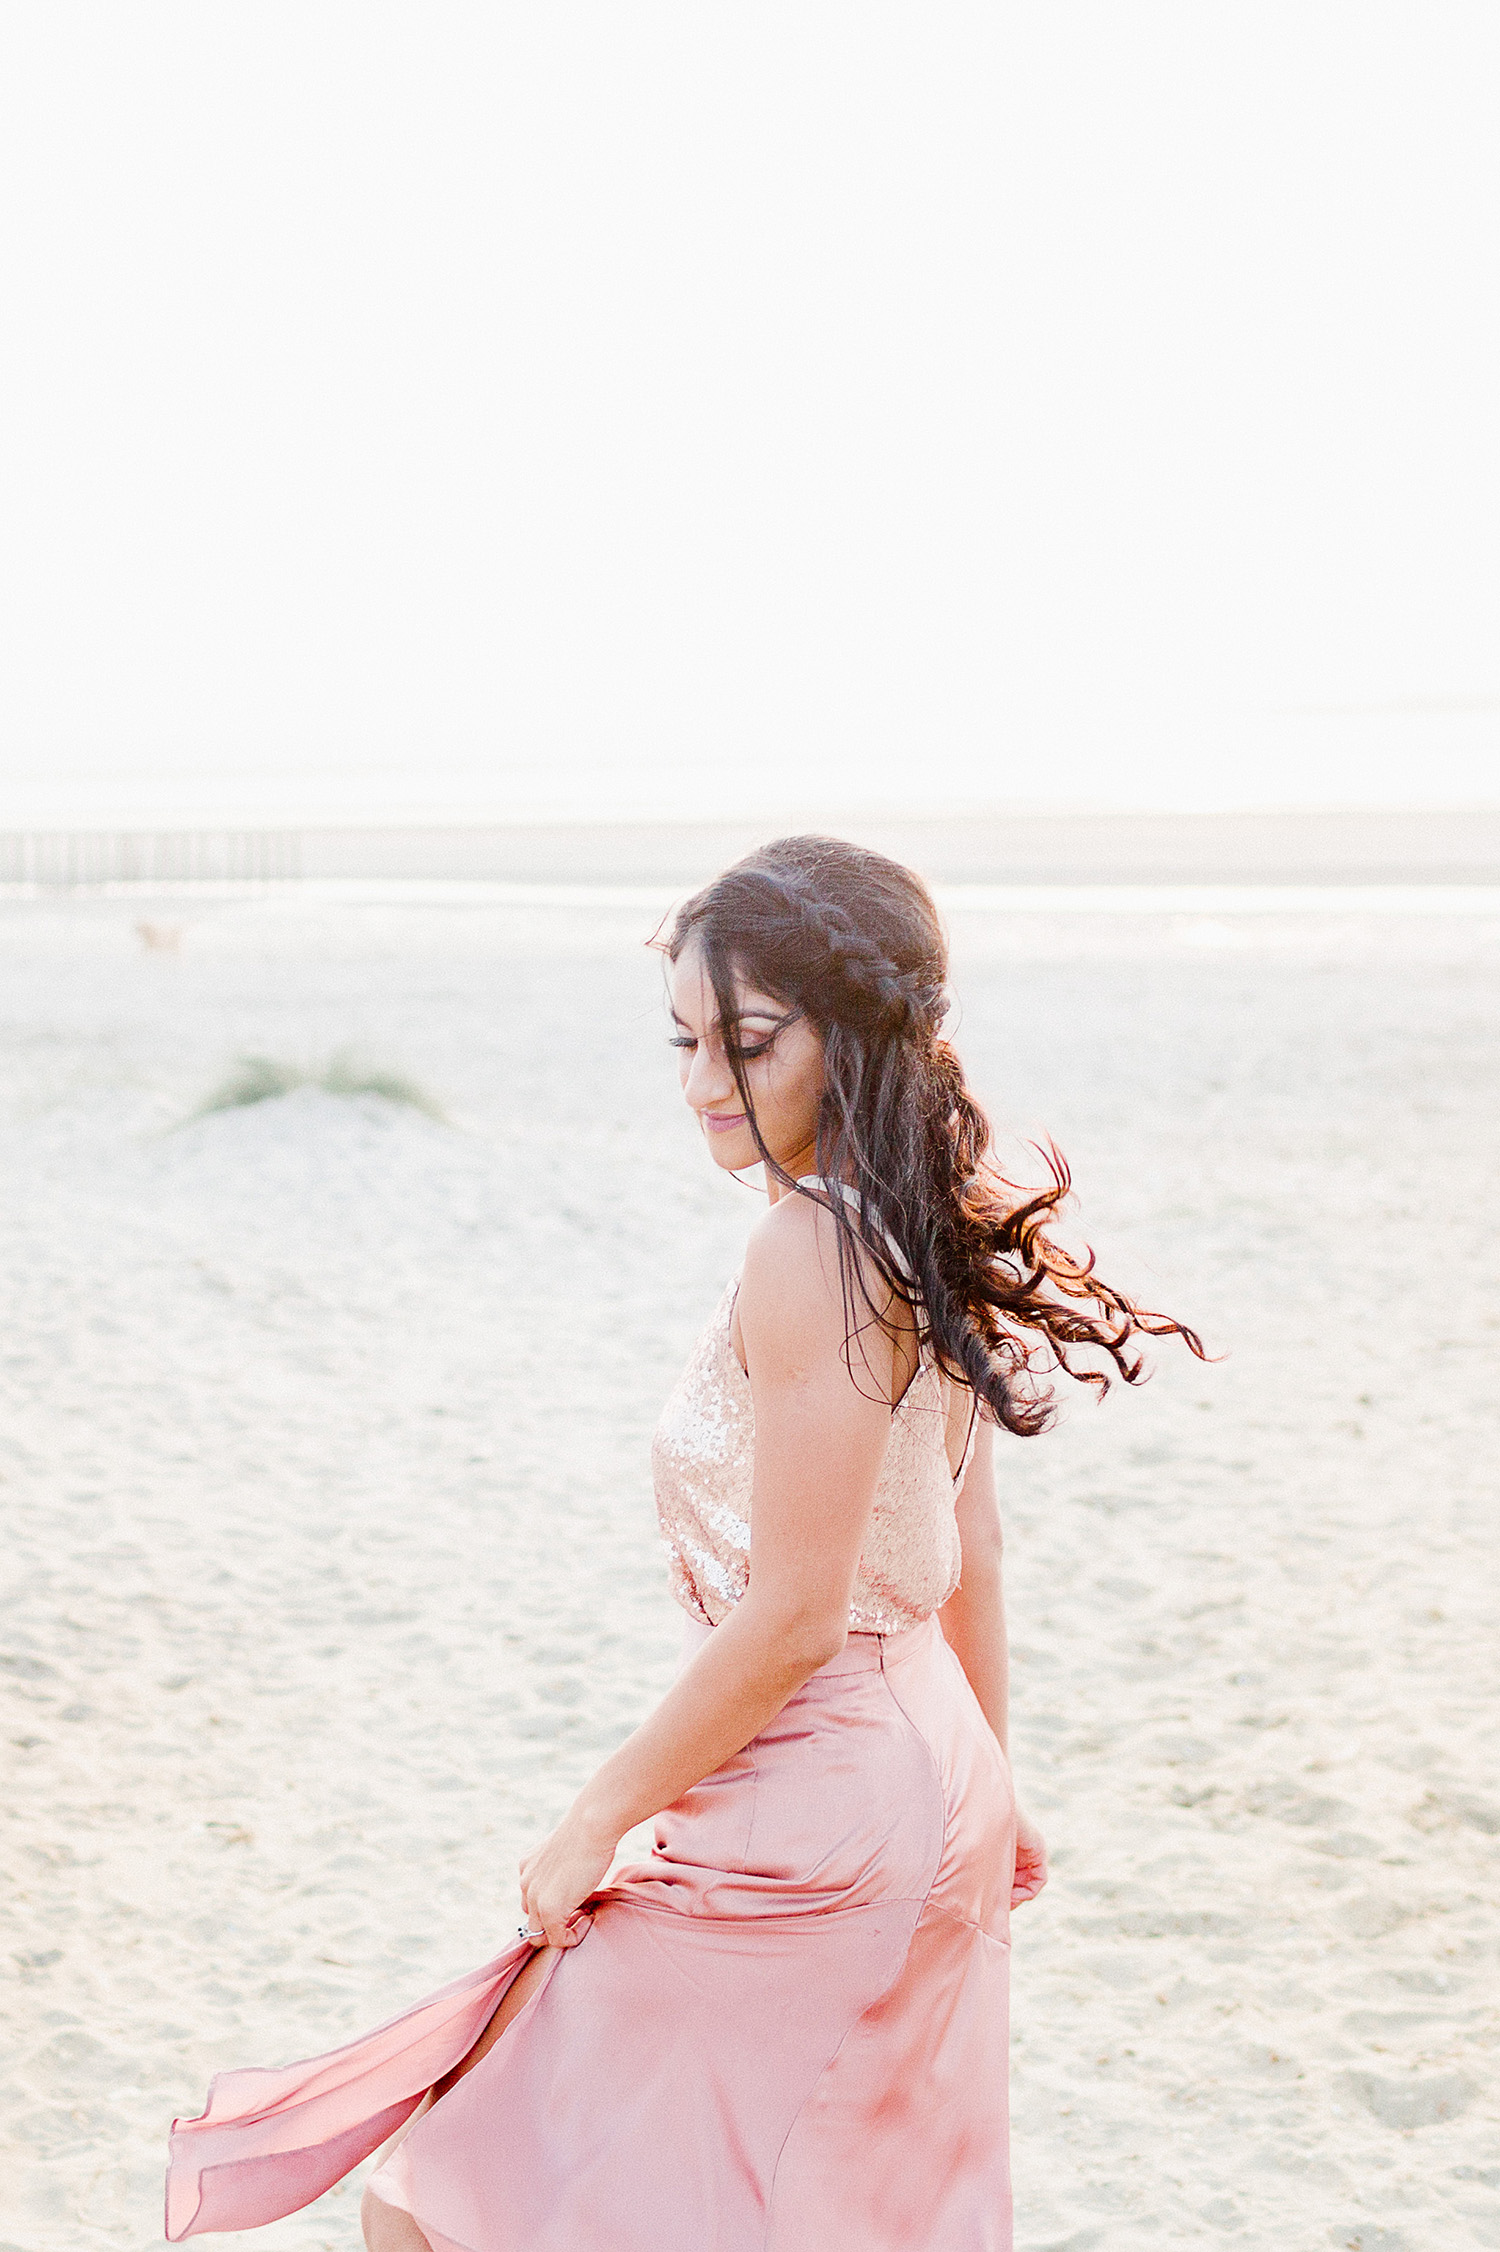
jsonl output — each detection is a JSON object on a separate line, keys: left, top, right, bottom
{"left": 664, "top": 834, "right": 1205, "bottom": 1436}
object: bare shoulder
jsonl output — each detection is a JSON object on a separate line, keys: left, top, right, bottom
{"left": 739, "top": 1191, "right": 846, "bottom": 1339}
{"left": 737, "top": 1191, "right": 896, "bottom": 1386}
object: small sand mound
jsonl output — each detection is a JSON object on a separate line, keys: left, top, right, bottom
{"left": 191, "top": 1054, "right": 447, "bottom": 1124}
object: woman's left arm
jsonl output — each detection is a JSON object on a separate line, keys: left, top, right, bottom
{"left": 516, "top": 1198, "right": 894, "bottom": 1947}
{"left": 938, "top": 1417, "right": 1049, "bottom": 1907}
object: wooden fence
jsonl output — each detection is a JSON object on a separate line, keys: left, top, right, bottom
{"left": 0, "top": 832, "right": 302, "bottom": 885}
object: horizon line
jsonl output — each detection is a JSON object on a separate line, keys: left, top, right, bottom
{"left": 5, "top": 799, "right": 1500, "bottom": 835}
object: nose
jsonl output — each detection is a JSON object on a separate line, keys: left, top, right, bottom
{"left": 683, "top": 1040, "right": 738, "bottom": 1114}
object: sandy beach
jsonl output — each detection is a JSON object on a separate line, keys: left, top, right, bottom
{"left": 3, "top": 877, "right": 1498, "bottom": 2252}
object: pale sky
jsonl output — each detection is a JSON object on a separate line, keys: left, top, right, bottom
{"left": 1, "top": 4, "right": 1496, "bottom": 825}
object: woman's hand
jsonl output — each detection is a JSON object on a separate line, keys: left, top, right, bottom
{"left": 1011, "top": 1805, "right": 1048, "bottom": 1908}
{"left": 518, "top": 1802, "right": 619, "bottom": 1949}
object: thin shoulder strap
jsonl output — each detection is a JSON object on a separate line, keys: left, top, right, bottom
{"left": 794, "top": 1175, "right": 914, "bottom": 1283}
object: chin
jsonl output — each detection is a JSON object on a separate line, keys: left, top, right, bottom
{"left": 705, "top": 1132, "right": 759, "bottom": 1172}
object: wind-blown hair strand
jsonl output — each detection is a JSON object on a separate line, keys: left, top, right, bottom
{"left": 662, "top": 833, "right": 1206, "bottom": 1436}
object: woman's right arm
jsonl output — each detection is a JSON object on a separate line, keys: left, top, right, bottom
{"left": 938, "top": 1417, "right": 1010, "bottom": 1750}
{"left": 939, "top": 1419, "right": 1049, "bottom": 1907}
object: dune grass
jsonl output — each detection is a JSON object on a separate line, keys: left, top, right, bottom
{"left": 193, "top": 1053, "right": 448, "bottom": 1123}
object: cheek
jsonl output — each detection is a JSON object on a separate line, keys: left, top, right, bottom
{"left": 764, "top": 1041, "right": 824, "bottom": 1122}
{"left": 791, "top": 1025, "right": 827, "bottom": 1099}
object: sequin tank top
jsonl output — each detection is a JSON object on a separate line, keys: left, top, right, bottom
{"left": 651, "top": 1203, "right": 975, "bottom": 1636}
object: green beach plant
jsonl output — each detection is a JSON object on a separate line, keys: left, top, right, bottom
{"left": 191, "top": 1052, "right": 448, "bottom": 1124}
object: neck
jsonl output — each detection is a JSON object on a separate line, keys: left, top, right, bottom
{"left": 764, "top": 1138, "right": 820, "bottom": 1203}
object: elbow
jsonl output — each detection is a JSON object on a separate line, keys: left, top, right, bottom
{"left": 772, "top": 1604, "right": 848, "bottom": 1678}
{"left": 738, "top": 1588, "right": 850, "bottom": 1681}
{"left": 798, "top": 1617, "right": 848, "bottom": 1672}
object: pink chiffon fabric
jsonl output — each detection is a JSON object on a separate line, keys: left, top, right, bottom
{"left": 165, "top": 1612, "right": 1015, "bottom": 2250}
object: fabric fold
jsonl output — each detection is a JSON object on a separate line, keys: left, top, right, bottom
{"left": 165, "top": 1942, "right": 534, "bottom": 2239}
{"left": 165, "top": 1616, "right": 1015, "bottom": 2250}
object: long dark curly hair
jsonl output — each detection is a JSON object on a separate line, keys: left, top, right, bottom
{"left": 664, "top": 833, "right": 1206, "bottom": 1436}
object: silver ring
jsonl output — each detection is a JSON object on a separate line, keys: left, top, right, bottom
{"left": 517, "top": 1923, "right": 545, "bottom": 1942}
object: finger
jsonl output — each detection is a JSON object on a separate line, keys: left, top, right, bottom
{"left": 538, "top": 1904, "right": 588, "bottom": 1949}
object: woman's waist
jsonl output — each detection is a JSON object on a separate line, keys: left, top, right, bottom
{"left": 678, "top": 1607, "right": 939, "bottom": 1678}
{"left": 663, "top": 1514, "right": 960, "bottom": 1642}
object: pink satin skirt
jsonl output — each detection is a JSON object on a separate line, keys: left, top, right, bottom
{"left": 165, "top": 1612, "right": 1015, "bottom": 2250}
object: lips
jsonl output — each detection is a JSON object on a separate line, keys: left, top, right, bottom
{"left": 703, "top": 1111, "right": 747, "bottom": 1133}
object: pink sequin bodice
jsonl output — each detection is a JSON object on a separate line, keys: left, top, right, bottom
{"left": 652, "top": 1274, "right": 971, "bottom": 1636}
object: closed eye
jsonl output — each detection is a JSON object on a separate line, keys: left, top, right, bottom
{"left": 666, "top": 1031, "right": 783, "bottom": 1053}
{"left": 667, "top": 1008, "right": 799, "bottom": 1061}
{"left": 668, "top": 1031, "right": 779, "bottom": 1060}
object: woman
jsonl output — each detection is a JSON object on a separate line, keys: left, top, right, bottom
{"left": 166, "top": 836, "right": 1202, "bottom": 2252}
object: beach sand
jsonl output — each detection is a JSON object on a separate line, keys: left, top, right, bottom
{"left": 2, "top": 881, "right": 1497, "bottom": 2251}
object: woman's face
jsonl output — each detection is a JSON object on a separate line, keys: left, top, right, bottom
{"left": 667, "top": 937, "right": 826, "bottom": 1180}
